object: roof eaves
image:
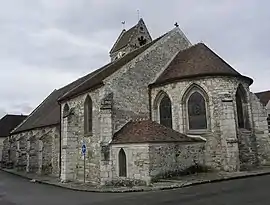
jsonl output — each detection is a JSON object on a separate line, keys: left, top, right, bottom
{"left": 58, "top": 82, "right": 104, "bottom": 103}
{"left": 150, "top": 73, "right": 253, "bottom": 88}
{"left": 59, "top": 36, "right": 164, "bottom": 102}
{"left": 111, "top": 139, "right": 204, "bottom": 145}
{"left": 11, "top": 123, "right": 60, "bottom": 135}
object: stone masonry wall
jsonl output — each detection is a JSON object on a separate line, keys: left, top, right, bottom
{"left": 237, "top": 129, "right": 258, "bottom": 170}
{"left": 1, "top": 138, "right": 10, "bottom": 166}
{"left": 151, "top": 76, "right": 254, "bottom": 171}
{"left": 0, "top": 138, "right": 5, "bottom": 162}
{"left": 60, "top": 28, "right": 191, "bottom": 184}
{"left": 110, "top": 144, "right": 150, "bottom": 185}
{"left": 60, "top": 88, "right": 101, "bottom": 184}
{"left": 2, "top": 126, "right": 60, "bottom": 176}
{"left": 250, "top": 92, "right": 270, "bottom": 166}
{"left": 149, "top": 142, "right": 205, "bottom": 179}
{"left": 103, "top": 28, "right": 191, "bottom": 134}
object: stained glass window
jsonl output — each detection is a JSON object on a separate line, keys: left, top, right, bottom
{"left": 159, "top": 95, "right": 172, "bottom": 128}
{"left": 188, "top": 92, "right": 207, "bottom": 130}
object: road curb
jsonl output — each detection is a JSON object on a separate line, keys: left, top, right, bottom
{"left": 1, "top": 168, "right": 270, "bottom": 193}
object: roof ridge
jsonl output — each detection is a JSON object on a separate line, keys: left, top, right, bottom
{"left": 152, "top": 42, "right": 253, "bottom": 87}
{"left": 11, "top": 90, "right": 57, "bottom": 134}
{"left": 109, "top": 29, "right": 127, "bottom": 54}
{"left": 59, "top": 33, "right": 167, "bottom": 102}
{"left": 110, "top": 22, "right": 139, "bottom": 53}
{"left": 59, "top": 63, "right": 113, "bottom": 101}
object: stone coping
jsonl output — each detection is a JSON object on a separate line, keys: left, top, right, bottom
{"left": 1, "top": 168, "right": 270, "bottom": 193}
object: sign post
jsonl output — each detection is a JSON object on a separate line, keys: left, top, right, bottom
{"left": 82, "top": 143, "right": 86, "bottom": 183}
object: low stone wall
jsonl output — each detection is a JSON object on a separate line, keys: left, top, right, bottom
{"left": 109, "top": 144, "right": 151, "bottom": 185}
{"left": 107, "top": 142, "right": 205, "bottom": 185}
{"left": 250, "top": 93, "right": 270, "bottom": 166}
{"left": 237, "top": 129, "right": 258, "bottom": 170}
{"left": 1, "top": 138, "right": 10, "bottom": 167}
{"left": 1, "top": 126, "right": 60, "bottom": 176}
{"left": 149, "top": 142, "right": 205, "bottom": 179}
{"left": 0, "top": 138, "right": 5, "bottom": 162}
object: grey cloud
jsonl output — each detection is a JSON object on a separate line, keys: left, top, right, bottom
{"left": 0, "top": 0, "right": 269, "bottom": 118}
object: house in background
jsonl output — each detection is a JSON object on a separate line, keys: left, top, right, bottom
{"left": 255, "top": 90, "right": 270, "bottom": 129}
{"left": 0, "top": 114, "right": 27, "bottom": 162}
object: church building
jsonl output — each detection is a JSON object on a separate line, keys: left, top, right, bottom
{"left": 2, "top": 19, "right": 270, "bottom": 186}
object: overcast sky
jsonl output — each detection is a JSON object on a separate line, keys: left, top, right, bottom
{"left": 0, "top": 0, "right": 269, "bottom": 118}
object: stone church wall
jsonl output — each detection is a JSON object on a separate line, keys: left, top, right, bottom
{"left": 250, "top": 92, "right": 270, "bottom": 166}
{"left": 149, "top": 142, "right": 205, "bottom": 179}
{"left": 1, "top": 126, "right": 60, "bottom": 176}
{"left": 151, "top": 76, "right": 256, "bottom": 171}
{"left": 60, "top": 28, "right": 191, "bottom": 184}
{"left": 1, "top": 138, "right": 10, "bottom": 166}
{"left": 103, "top": 28, "right": 191, "bottom": 134}
{"left": 60, "top": 88, "right": 102, "bottom": 184}
{"left": 0, "top": 137, "right": 5, "bottom": 163}
{"left": 110, "top": 144, "right": 150, "bottom": 185}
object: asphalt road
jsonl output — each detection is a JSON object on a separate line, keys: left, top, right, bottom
{"left": 1, "top": 170, "right": 270, "bottom": 205}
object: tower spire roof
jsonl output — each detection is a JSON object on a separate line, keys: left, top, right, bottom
{"left": 109, "top": 18, "right": 152, "bottom": 58}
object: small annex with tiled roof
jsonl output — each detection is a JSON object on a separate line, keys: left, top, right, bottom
{"left": 112, "top": 120, "right": 204, "bottom": 144}
{"left": 110, "top": 120, "right": 205, "bottom": 184}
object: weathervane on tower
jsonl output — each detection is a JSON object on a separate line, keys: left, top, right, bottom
{"left": 137, "top": 9, "right": 140, "bottom": 20}
{"left": 121, "top": 21, "right": 126, "bottom": 30}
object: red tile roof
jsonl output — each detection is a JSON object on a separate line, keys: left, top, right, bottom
{"left": 111, "top": 120, "right": 204, "bottom": 144}
{"left": 151, "top": 43, "right": 253, "bottom": 87}
{"left": 255, "top": 90, "right": 270, "bottom": 106}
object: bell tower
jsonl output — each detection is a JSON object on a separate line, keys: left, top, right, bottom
{"left": 109, "top": 18, "right": 152, "bottom": 62}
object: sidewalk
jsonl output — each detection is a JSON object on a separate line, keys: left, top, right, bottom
{"left": 1, "top": 167, "right": 270, "bottom": 193}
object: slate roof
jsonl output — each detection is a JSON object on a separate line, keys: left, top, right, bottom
{"left": 111, "top": 120, "right": 204, "bottom": 144}
{"left": 12, "top": 73, "right": 91, "bottom": 134}
{"left": 152, "top": 43, "right": 253, "bottom": 87}
{"left": 12, "top": 34, "right": 164, "bottom": 134}
{"left": 59, "top": 35, "right": 163, "bottom": 101}
{"left": 255, "top": 90, "right": 270, "bottom": 106}
{"left": 110, "top": 25, "right": 137, "bottom": 54}
{"left": 0, "top": 115, "right": 27, "bottom": 137}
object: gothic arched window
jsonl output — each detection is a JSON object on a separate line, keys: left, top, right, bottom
{"left": 63, "top": 103, "right": 70, "bottom": 118}
{"left": 159, "top": 95, "right": 172, "bottom": 128}
{"left": 188, "top": 92, "right": 207, "bottom": 130}
{"left": 236, "top": 85, "right": 250, "bottom": 129}
{"left": 118, "top": 148, "right": 127, "bottom": 177}
{"left": 84, "top": 95, "right": 93, "bottom": 134}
